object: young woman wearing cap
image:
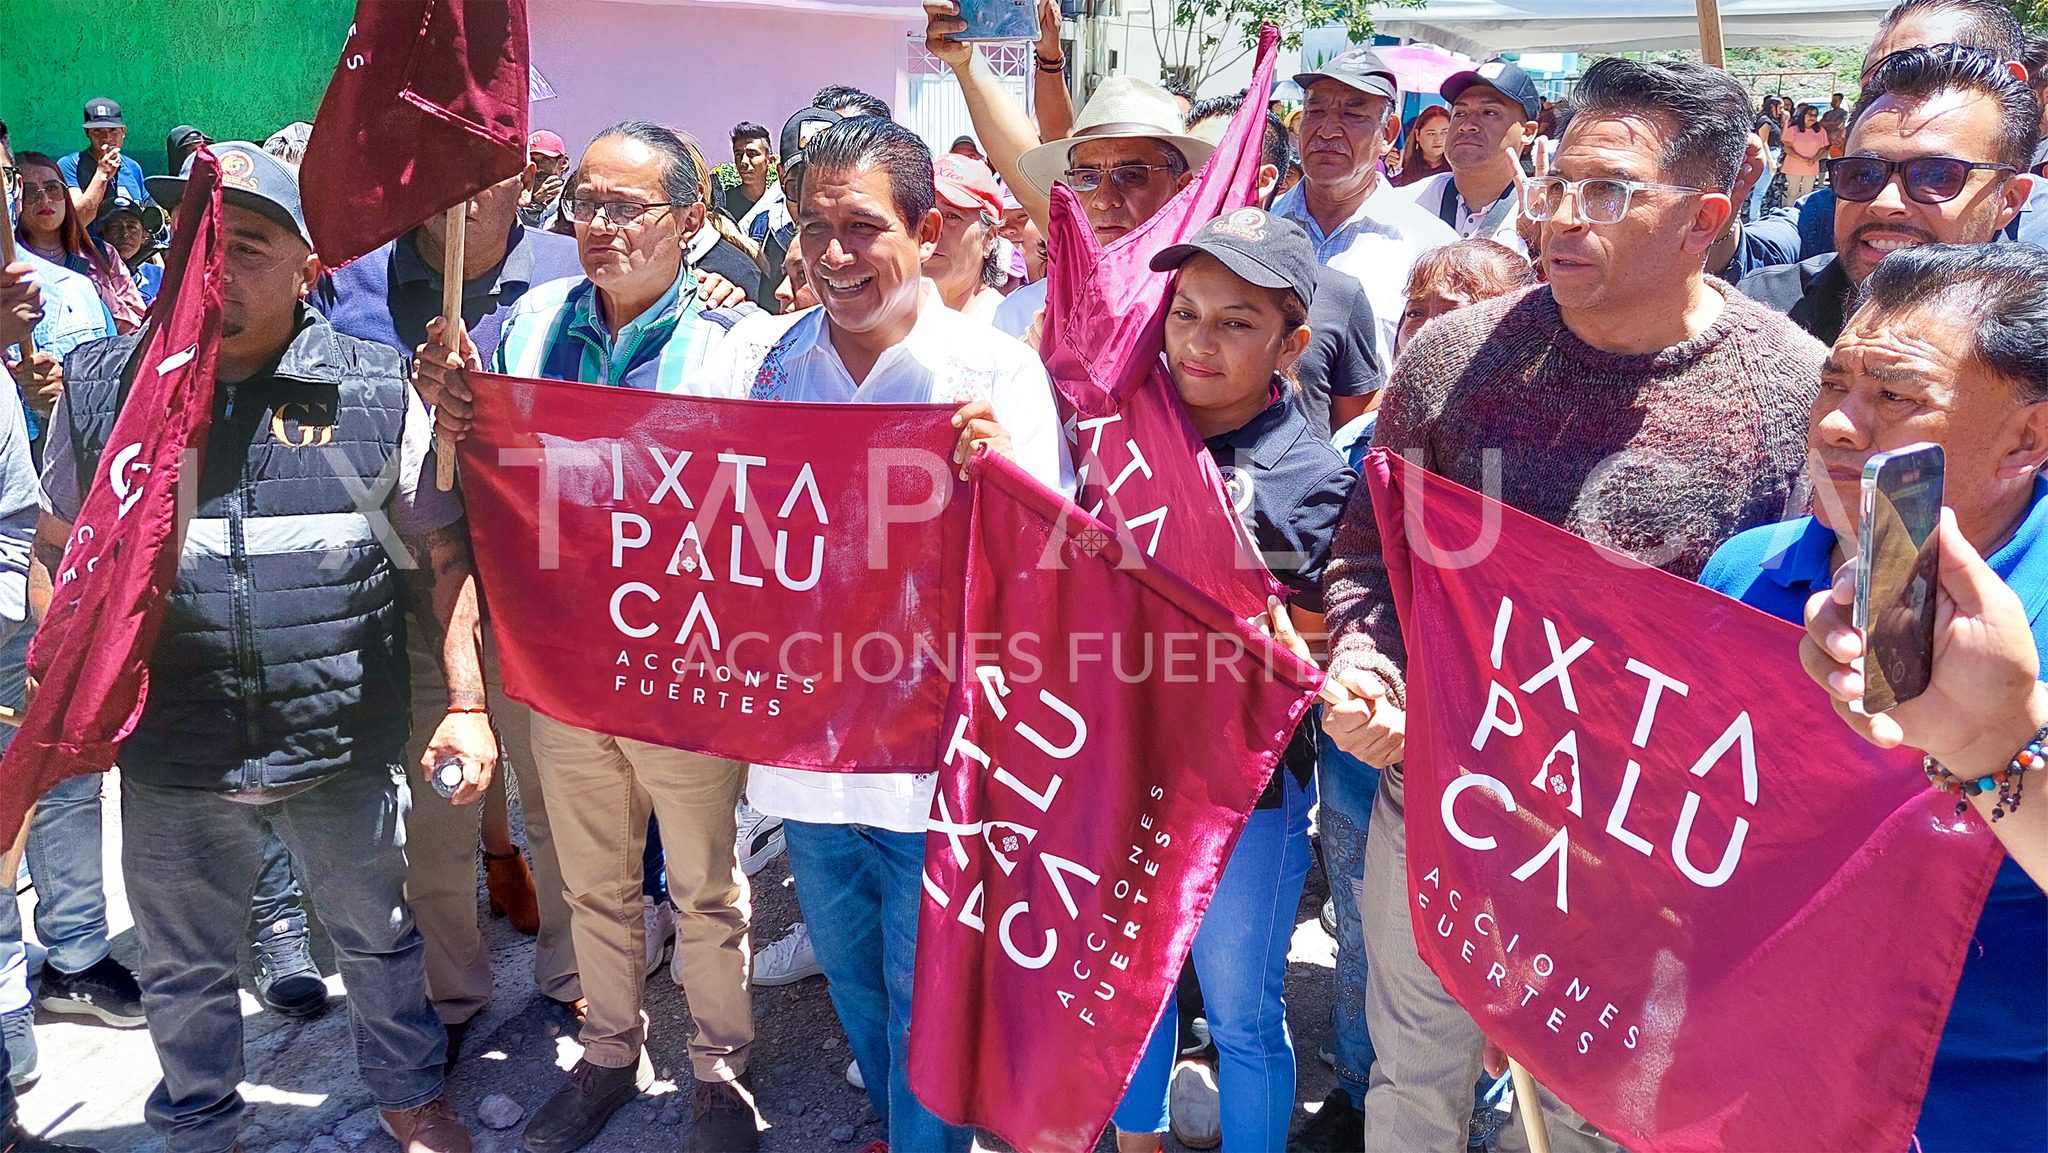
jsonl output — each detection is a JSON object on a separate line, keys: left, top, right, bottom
{"left": 13, "top": 152, "right": 146, "bottom": 332}
{"left": 925, "top": 155, "right": 1008, "bottom": 320}
{"left": 1106, "top": 209, "right": 1355, "bottom": 1153}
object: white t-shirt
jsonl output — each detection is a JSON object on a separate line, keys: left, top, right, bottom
{"left": 688, "top": 281, "right": 1072, "bottom": 833}
{"left": 1400, "top": 171, "right": 1528, "bottom": 256}
{"left": 1272, "top": 177, "right": 1459, "bottom": 369}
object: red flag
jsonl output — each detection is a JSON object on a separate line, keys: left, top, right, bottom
{"left": 0, "top": 150, "right": 225, "bottom": 834}
{"left": 907, "top": 454, "right": 1319, "bottom": 1152}
{"left": 300, "top": 0, "right": 529, "bottom": 268}
{"left": 1039, "top": 26, "right": 1283, "bottom": 619}
{"left": 456, "top": 372, "right": 971, "bottom": 769}
{"left": 1364, "top": 449, "right": 2002, "bottom": 1152}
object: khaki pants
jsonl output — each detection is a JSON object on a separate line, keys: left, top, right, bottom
{"left": 403, "top": 629, "right": 579, "bottom": 1024}
{"left": 528, "top": 711, "right": 753, "bottom": 1081}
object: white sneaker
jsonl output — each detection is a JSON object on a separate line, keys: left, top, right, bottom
{"left": 736, "top": 804, "right": 786, "bottom": 876}
{"left": 845, "top": 1058, "right": 864, "bottom": 1090}
{"left": 752, "top": 922, "right": 823, "bottom": 987}
{"left": 1169, "top": 1058, "right": 1221, "bottom": 1150}
{"left": 642, "top": 897, "right": 674, "bottom": 978}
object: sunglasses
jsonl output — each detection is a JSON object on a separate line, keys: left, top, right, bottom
{"left": 1829, "top": 155, "right": 2013, "bottom": 205}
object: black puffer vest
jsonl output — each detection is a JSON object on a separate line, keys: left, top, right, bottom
{"left": 64, "top": 310, "right": 413, "bottom": 790}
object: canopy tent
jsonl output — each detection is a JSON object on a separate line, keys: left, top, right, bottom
{"left": 1366, "top": 0, "right": 1888, "bottom": 58}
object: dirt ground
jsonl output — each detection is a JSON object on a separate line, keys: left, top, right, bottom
{"left": 21, "top": 776, "right": 1340, "bottom": 1153}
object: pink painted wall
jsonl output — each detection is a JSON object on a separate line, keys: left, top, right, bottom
{"left": 528, "top": 0, "right": 916, "bottom": 171}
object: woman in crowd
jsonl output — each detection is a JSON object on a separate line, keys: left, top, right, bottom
{"left": 1108, "top": 207, "right": 1352, "bottom": 1153}
{"left": 924, "top": 153, "right": 1007, "bottom": 320}
{"left": 1781, "top": 102, "right": 1829, "bottom": 202}
{"left": 1392, "top": 105, "right": 1450, "bottom": 187}
{"left": 11, "top": 152, "right": 145, "bottom": 332}
{"left": 94, "top": 195, "right": 163, "bottom": 307}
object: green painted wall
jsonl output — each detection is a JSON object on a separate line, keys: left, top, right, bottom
{"left": 1, "top": 0, "right": 355, "bottom": 174}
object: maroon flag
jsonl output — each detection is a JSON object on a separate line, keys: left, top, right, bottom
{"left": 456, "top": 372, "right": 971, "bottom": 769}
{"left": 907, "top": 454, "right": 1320, "bottom": 1152}
{"left": 1039, "top": 26, "right": 1283, "bottom": 619}
{"left": 300, "top": 0, "right": 529, "bottom": 268}
{"left": 0, "top": 150, "right": 225, "bottom": 834}
{"left": 1365, "top": 449, "right": 2002, "bottom": 1152}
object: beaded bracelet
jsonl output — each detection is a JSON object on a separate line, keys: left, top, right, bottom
{"left": 1924, "top": 723, "right": 2048, "bottom": 821}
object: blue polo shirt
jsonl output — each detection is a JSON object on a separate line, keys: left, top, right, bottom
{"left": 1700, "top": 479, "right": 2048, "bottom": 1152}
{"left": 55, "top": 151, "right": 148, "bottom": 221}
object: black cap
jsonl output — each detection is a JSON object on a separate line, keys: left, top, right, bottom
{"left": 1442, "top": 59, "right": 1542, "bottom": 122}
{"left": 780, "top": 106, "right": 843, "bottom": 170}
{"left": 1150, "top": 208, "right": 1318, "bottom": 309}
{"left": 1293, "top": 48, "right": 1398, "bottom": 104}
{"left": 83, "top": 98, "right": 123, "bottom": 129}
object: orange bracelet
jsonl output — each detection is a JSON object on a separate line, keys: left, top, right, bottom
{"left": 447, "top": 705, "right": 489, "bottom": 715}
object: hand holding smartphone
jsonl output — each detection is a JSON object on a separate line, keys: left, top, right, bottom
{"left": 1854, "top": 443, "right": 1944, "bottom": 714}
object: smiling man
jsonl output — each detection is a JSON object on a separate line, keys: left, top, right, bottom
{"left": 1743, "top": 45, "right": 2037, "bottom": 344}
{"left": 1401, "top": 58, "right": 1542, "bottom": 254}
{"left": 1272, "top": 48, "right": 1458, "bottom": 368}
{"left": 1321, "top": 56, "right": 1825, "bottom": 1152}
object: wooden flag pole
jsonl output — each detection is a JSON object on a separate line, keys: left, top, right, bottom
{"left": 1696, "top": 0, "right": 1728, "bottom": 68}
{"left": 0, "top": 184, "right": 39, "bottom": 360}
{"left": 433, "top": 202, "right": 466, "bottom": 492}
{"left": 1510, "top": 1059, "right": 1556, "bottom": 1153}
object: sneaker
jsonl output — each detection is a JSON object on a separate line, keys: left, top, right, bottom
{"left": 643, "top": 897, "right": 674, "bottom": 979}
{"left": 684, "top": 1074, "right": 761, "bottom": 1152}
{"left": 1320, "top": 895, "right": 1338, "bottom": 938}
{"left": 751, "top": 924, "right": 823, "bottom": 987}
{"left": 37, "top": 956, "right": 144, "bottom": 1028}
{"left": 0, "top": 1119, "right": 102, "bottom": 1151}
{"left": 1289, "top": 1087, "right": 1364, "bottom": 1152}
{"left": 1, "top": 1008, "right": 36, "bottom": 1090}
{"left": 845, "top": 1059, "right": 863, "bottom": 1091}
{"left": 735, "top": 806, "right": 785, "bottom": 877}
{"left": 1168, "top": 1059, "right": 1221, "bottom": 1151}
{"left": 523, "top": 1053, "right": 652, "bottom": 1153}
{"left": 379, "top": 1096, "right": 474, "bottom": 1153}
{"left": 252, "top": 920, "right": 327, "bottom": 1018}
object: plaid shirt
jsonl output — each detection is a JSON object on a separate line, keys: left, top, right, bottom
{"left": 491, "top": 263, "right": 751, "bottom": 390}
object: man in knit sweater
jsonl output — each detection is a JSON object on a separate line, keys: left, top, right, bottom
{"left": 1320, "top": 57, "right": 1826, "bottom": 1152}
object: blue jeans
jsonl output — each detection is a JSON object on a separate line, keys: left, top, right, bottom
{"left": 1318, "top": 725, "right": 1381, "bottom": 1109}
{"left": 0, "top": 616, "right": 111, "bottom": 1011}
{"left": 123, "top": 767, "right": 446, "bottom": 1153}
{"left": 1114, "top": 769, "right": 1315, "bottom": 1149}
{"left": 783, "top": 820, "right": 973, "bottom": 1153}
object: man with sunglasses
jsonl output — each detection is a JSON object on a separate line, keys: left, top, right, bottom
{"left": 1742, "top": 45, "right": 2038, "bottom": 344}
{"left": 414, "top": 119, "right": 764, "bottom": 1153}
{"left": 1322, "top": 56, "right": 1824, "bottom": 1152}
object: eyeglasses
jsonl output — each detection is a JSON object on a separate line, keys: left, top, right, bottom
{"left": 1521, "top": 175, "right": 1705, "bottom": 225}
{"left": 560, "top": 197, "right": 675, "bottom": 225}
{"left": 1, "top": 167, "right": 15, "bottom": 194}
{"left": 1829, "top": 155, "right": 2014, "bottom": 205}
{"left": 18, "top": 181, "right": 68, "bottom": 205}
{"left": 1061, "top": 163, "right": 1177, "bottom": 194}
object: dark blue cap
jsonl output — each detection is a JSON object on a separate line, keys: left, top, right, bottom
{"left": 1150, "top": 207, "right": 1318, "bottom": 309}
{"left": 146, "top": 141, "right": 311, "bottom": 249}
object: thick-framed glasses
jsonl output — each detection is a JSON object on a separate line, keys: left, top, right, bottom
{"left": 1062, "top": 163, "right": 1176, "bottom": 193}
{"left": 561, "top": 197, "right": 675, "bottom": 225}
{"left": 1521, "top": 175, "right": 1705, "bottom": 225}
{"left": 1829, "top": 155, "right": 2014, "bottom": 205}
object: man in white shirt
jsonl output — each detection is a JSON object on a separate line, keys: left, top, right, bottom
{"left": 1272, "top": 48, "right": 1458, "bottom": 367}
{"left": 1401, "top": 59, "right": 1542, "bottom": 256}
{"left": 689, "top": 115, "right": 1067, "bottom": 1153}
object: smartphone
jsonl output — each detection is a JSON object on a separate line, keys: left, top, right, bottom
{"left": 951, "top": 0, "right": 1041, "bottom": 41}
{"left": 1854, "top": 442, "right": 1944, "bottom": 713}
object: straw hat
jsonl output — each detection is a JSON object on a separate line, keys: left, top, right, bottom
{"left": 1017, "top": 76, "right": 1217, "bottom": 196}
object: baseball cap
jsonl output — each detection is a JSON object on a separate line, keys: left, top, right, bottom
{"left": 1149, "top": 207, "right": 1318, "bottom": 310}
{"left": 99, "top": 191, "right": 166, "bottom": 235}
{"left": 934, "top": 154, "right": 1002, "bottom": 219}
{"left": 528, "top": 130, "right": 567, "bottom": 158}
{"left": 146, "top": 142, "right": 312, "bottom": 249}
{"left": 83, "top": 98, "right": 124, "bottom": 129}
{"left": 1293, "top": 48, "right": 1399, "bottom": 104}
{"left": 1442, "top": 58, "right": 1542, "bottom": 122}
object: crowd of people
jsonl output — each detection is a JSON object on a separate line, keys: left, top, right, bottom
{"left": 1, "top": 0, "right": 2047, "bottom": 1150}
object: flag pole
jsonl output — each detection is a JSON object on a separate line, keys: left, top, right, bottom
{"left": 1696, "top": 0, "right": 1728, "bottom": 68}
{"left": 433, "top": 202, "right": 466, "bottom": 492}
{"left": 1510, "top": 1059, "right": 1556, "bottom": 1153}
{"left": 0, "top": 185, "right": 39, "bottom": 360}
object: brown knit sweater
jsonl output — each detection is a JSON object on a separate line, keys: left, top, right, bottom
{"left": 1323, "top": 279, "right": 1825, "bottom": 702}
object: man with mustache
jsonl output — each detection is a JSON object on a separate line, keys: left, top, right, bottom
{"left": 1743, "top": 45, "right": 2038, "bottom": 343}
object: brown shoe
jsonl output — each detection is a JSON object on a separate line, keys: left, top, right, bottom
{"left": 685, "top": 1074, "right": 761, "bottom": 1153}
{"left": 485, "top": 849, "right": 541, "bottom": 936}
{"left": 524, "top": 1054, "right": 652, "bottom": 1153}
{"left": 379, "top": 1097, "right": 473, "bottom": 1153}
